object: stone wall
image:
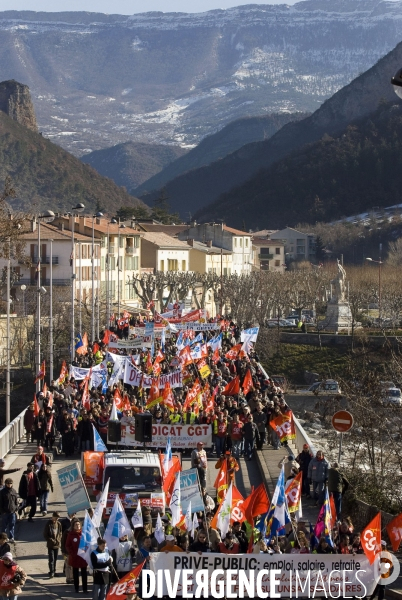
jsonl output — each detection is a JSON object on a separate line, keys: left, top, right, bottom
{"left": 280, "top": 332, "right": 400, "bottom": 349}
{"left": 0, "top": 80, "right": 37, "bottom": 131}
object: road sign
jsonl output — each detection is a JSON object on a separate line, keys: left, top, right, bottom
{"left": 332, "top": 410, "right": 354, "bottom": 433}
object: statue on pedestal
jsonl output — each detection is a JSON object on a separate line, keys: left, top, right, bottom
{"left": 330, "top": 259, "right": 347, "bottom": 304}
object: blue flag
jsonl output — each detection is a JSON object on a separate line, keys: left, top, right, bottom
{"left": 101, "top": 371, "right": 108, "bottom": 394}
{"left": 92, "top": 424, "right": 108, "bottom": 452}
{"left": 163, "top": 436, "right": 173, "bottom": 475}
{"left": 75, "top": 333, "right": 83, "bottom": 350}
{"left": 265, "top": 467, "right": 290, "bottom": 541}
{"left": 77, "top": 510, "right": 98, "bottom": 564}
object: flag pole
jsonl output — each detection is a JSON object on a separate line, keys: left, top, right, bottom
{"left": 195, "top": 468, "right": 211, "bottom": 550}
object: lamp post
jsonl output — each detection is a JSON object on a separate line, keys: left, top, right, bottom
{"left": 49, "top": 238, "right": 53, "bottom": 383}
{"left": 117, "top": 221, "right": 126, "bottom": 319}
{"left": 35, "top": 211, "right": 55, "bottom": 392}
{"left": 6, "top": 237, "right": 10, "bottom": 425}
{"left": 106, "top": 218, "right": 117, "bottom": 330}
{"left": 78, "top": 241, "right": 82, "bottom": 337}
{"left": 70, "top": 203, "right": 85, "bottom": 362}
{"left": 366, "top": 249, "right": 383, "bottom": 326}
{"left": 92, "top": 212, "right": 103, "bottom": 342}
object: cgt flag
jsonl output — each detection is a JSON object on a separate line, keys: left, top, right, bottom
{"left": 386, "top": 512, "right": 402, "bottom": 552}
{"left": 269, "top": 411, "right": 296, "bottom": 443}
{"left": 106, "top": 561, "right": 145, "bottom": 600}
{"left": 362, "top": 512, "right": 382, "bottom": 565}
{"left": 34, "top": 360, "right": 46, "bottom": 384}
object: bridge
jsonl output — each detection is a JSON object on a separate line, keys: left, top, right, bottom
{"left": 0, "top": 398, "right": 323, "bottom": 600}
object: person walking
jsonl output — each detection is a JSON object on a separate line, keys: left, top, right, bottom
{"left": 90, "top": 537, "right": 112, "bottom": 600}
{"left": 327, "top": 462, "right": 349, "bottom": 521}
{"left": 37, "top": 464, "right": 54, "bottom": 516}
{"left": 0, "top": 461, "right": 21, "bottom": 489}
{"left": 228, "top": 414, "right": 243, "bottom": 459}
{"left": 243, "top": 414, "right": 258, "bottom": 460}
{"left": 23, "top": 402, "right": 36, "bottom": 443}
{"left": 308, "top": 451, "right": 330, "bottom": 507}
{"left": 190, "top": 442, "right": 208, "bottom": 490}
{"left": 296, "top": 444, "right": 313, "bottom": 497}
{"left": 253, "top": 403, "right": 268, "bottom": 450}
{"left": 43, "top": 511, "right": 62, "bottom": 578}
{"left": 65, "top": 520, "right": 88, "bottom": 593}
{"left": 0, "top": 480, "right": 18, "bottom": 543}
{"left": 18, "top": 463, "right": 40, "bottom": 522}
{"left": 0, "top": 552, "right": 27, "bottom": 599}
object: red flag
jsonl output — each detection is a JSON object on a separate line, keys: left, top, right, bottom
{"left": 286, "top": 472, "right": 302, "bottom": 513}
{"left": 179, "top": 346, "right": 193, "bottom": 368}
{"left": 92, "top": 343, "right": 100, "bottom": 355}
{"left": 204, "top": 386, "right": 218, "bottom": 413}
{"left": 81, "top": 378, "right": 90, "bottom": 411}
{"left": 242, "top": 483, "right": 270, "bottom": 525}
{"left": 222, "top": 376, "right": 240, "bottom": 396}
{"left": 386, "top": 512, "right": 402, "bottom": 552}
{"left": 183, "top": 379, "right": 202, "bottom": 410}
{"left": 269, "top": 411, "right": 296, "bottom": 443}
{"left": 146, "top": 379, "right": 162, "bottom": 410}
{"left": 154, "top": 349, "right": 165, "bottom": 365}
{"left": 34, "top": 360, "right": 46, "bottom": 384}
{"left": 33, "top": 394, "right": 39, "bottom": 417}
{"left": 212, "top": 348, "right": 220, "bottom": 364}
{"left": 113, "top": 388, "right": 124, "bottom": 411}
{"left": 163, "top": 456, "right": 181, "bottom": 504}
{"left": 362, "top": 512, "right": 382, "bottom": 565}
{"left": 162, "top": 382, "right": 175, "bottom": 412}
{"left": 122, "top": 310, "right": 130, "bottom": 320}
{"left": 42, "top": 382, "right": 48, "bottom": 396}
{"left": 122, "top": 393, "right": 131, "bottom": 412}
{"left": 225, "top": 344, "right": 242, "bottom": 360}
{"left": 231, "top": 485, "right": 246, "bottom": 524}
{"left": 102, "top": 329, "right": 111, "bottom": 344}
{"left": 242, "top": 370, "right": 254, "bottom": 395}
{"left": 214, "top": 459, "right": 228, "bottom": 504}
{"left": 106, "top": 561, "right": 145, "bottom": 600}
{"left": 57, "top": 360, "right": 68, "bottom": 384}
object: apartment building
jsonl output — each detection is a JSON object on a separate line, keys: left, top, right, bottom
{"left": 269, "top": 227, "right": 316, "bottom": 262}
{"left": 251, "top": 238, "right": 286, "bottom": 273}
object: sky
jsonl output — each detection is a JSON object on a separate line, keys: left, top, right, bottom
{"left": 0, "top": 0, "right": 297, "bottom": 14}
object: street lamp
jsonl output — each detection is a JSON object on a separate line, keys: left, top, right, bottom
{"left": 117, "top": 221, "right": 126, "bottom": 319}
{"left": 106, "top": 218, "right": 117, "bottom": 330}
{"left": 92, "top": 211, "right": 103, "bottom": 342}
{"left": 20, "top": 284, "right": 26, "bottom": 317}
{"left": 366, "top": 252, "right": 383, "bottom": 326}
{"left": 35, "top": 210, "right": 55, "bottom": 393}
{"left": 70, "top": 203, "right": 85, "bottom": 362}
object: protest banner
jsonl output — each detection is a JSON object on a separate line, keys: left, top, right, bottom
{"left": 108, "top": 339, "right": 152, "bottom": 349}
{"left": 180, "top": 469, "right": 204, "bottom": 513}
{"left": 111, "top": 422, "right": 212, "bottom": 448}
{"left": 123, "top": 362, "right": 182, "bottom": 388}
{"left": 175, "top": 323, "right": 220, "bottom": 331}
{"left": 148, "top": 552, "right": 377, "bottom": 598}
{"left": 57, "top": 463, "right": 91, "bottom": 513}
{"left": 82, "top": 451, "right": 105, "bottom": 495}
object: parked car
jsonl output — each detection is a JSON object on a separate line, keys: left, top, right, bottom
{"left": 266, "top": 319, "right": 294, "bottom": 328}
{"left": 382, "top": 387, "right": 402, "bottom": 408}
{"left": 301, "top": 379, "right": 342, "bottom": 395}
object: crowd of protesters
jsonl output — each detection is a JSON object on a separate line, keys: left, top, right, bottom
{"left": 0, "top": 312, "right": 385, "bottom": 600}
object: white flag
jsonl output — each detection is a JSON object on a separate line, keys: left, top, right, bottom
{"left": 184, "top": 501, "right": 192, "bottom": 532}
{"left": 109, "top": 399, "right": 119, "bottom": 421}
{"left": 191, "top": 512, "right": 199, "bottom": 539}
{"left": 78, "top": 510, "right": 98, "bottom": 565}
{"left": 217, "top": 481, "right": 233, "bottom": 538}
{"left": 92, "top": 478, "right": 110, "bottom": 528}
{"left": 154, "top": 513, "right": 165, "bottom": 545}
{"left": 104, "top": 494, "right": 132, "bottom": 551}
{"left": 131, "top": 499, "right": 143, "bottom": 529}
{"left": 169, "top": 471, "right": 182, "bottom": 527}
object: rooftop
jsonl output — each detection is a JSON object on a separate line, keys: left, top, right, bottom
{"left": 20, "top": 221, "right": 94, "bottom": 242}
{"left": 190, "top": 240, "right": 231, "bottom": 254}
{"left": 141, "top": 232, "right": 190, "bottom": 248}
{"left": 222, "top": 225, "right": 250, "bottom": 236}
{"left": 136, "top": 223, "right": 189, "bottom": 236}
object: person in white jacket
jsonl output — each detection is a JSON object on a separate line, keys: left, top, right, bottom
{"left": 112, "top": 533, "right": 135, "bottom": 578}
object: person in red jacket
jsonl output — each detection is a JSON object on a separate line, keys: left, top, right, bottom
{"left": 218, "top": 532, "right": 240, "bottom": 554}
{"left": 65, "top": 521, "right": 88, "bottom": 593}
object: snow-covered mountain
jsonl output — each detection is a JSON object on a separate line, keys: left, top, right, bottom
{"left": 1, "top": 1, "right": 402, "bottom": 155}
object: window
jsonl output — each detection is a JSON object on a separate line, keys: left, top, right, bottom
{"left": 101, "top": 257, "right": 105, "bottom": 271}
{"left": 275, "top": 260, "right": 280, "bottom": 267}
{"left": 160, "top": 260, "right": 165, "bottom": 272}
{"left": 133, "top": 236, "right": 140, "bottom": 248}
{"left": 276, "top": 247, "right": 280, "bottom": 255}
{"left": 120, "top": 236, "right": 124, "bottom": 248}
{"left": 234, "top": 238, "right": 237, "bottom": 248}
{"left": 168, "top": 259, "right": 178, "bottom": 271}
{"left": 245, "top": 238, "right": 249, "bottom": 247}
{"left": 126, "top": 256, "right": 140, "bottom": 270}
{"left": 110, "top": 257, "right": 116, "bottom": 270}
{"left": 239, "top": 238, "right": 243, "bottom": 247}
{"left": 182, "top": 260, "right": 186, "bottom": 271}
{"left": 133, "top": 256, "right": 138, "bottom": 271}
{"left": 125, "top": 282, "right": 137, "bottom": 300}
{"left": 223, "top": 268, "right": 228, "bottom": 276}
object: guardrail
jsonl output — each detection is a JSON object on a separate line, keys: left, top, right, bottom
{"left": 0, "top": 408, "right": 27, "bottom": 460}
{"left": 257, "top": 361, "right": 318, "bottom": 456}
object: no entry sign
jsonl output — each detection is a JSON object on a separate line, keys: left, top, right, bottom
{"left": 332, "top": 410, "right": 354, "bottom": 433}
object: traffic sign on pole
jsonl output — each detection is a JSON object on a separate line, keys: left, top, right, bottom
{"left": 332, "top": 410, "right": 354, "bottom": 433}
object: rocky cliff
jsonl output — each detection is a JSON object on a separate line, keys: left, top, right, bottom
{"left": 0, "top": 80, "right": 37, "bottom": 132}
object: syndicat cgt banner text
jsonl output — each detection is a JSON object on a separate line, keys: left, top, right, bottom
{"left": 149, "top": 552, "right": 378, "bottom": 598}
{"left": 111, "top": 422, "right": 212, "bottom": 448}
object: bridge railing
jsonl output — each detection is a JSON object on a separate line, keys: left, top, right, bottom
{"left": 257, "top": 362, "right": 318, "bottom": 456}
{"left": 0, "top": 408, "right": 27, "bottom": 459}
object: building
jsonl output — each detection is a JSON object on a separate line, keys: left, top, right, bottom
{"left": 251, "top": 238, "right": 286, "bottom": 273}
{"left": 53, "top": 215, "right": 143, "bottom": 308}
{"left": 269, "top": 227, "right": 316, "bottom": 262}
{"left": 186, "top": 239, "right": 232, "bottom": 276}
{"left": 178, "top": 223, "right": 252, "bottom": 274}
{"left": 140, "top": 232, "right": 190, "bottom": 272}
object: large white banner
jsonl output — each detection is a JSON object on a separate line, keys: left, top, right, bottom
{"left": 175, "top": 323, "right": 220, "bottom": 331}
{"left": 123, "top": 361, "right": 182, "bottom": 388}
{"left": 112, "top": 422, "right": 212, "bottom": 448}
{"left": 149, "top": 552, "right": 378, "bottom": 598}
